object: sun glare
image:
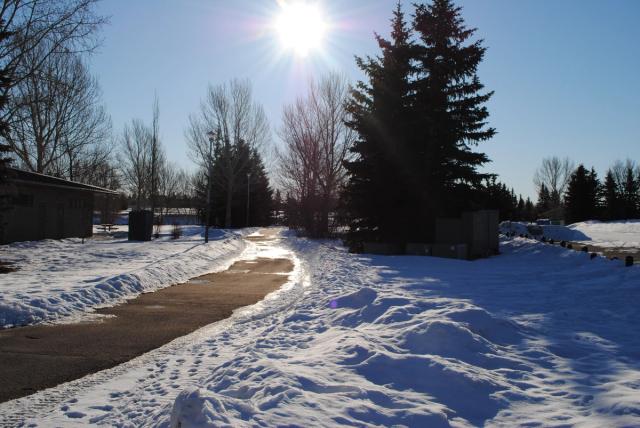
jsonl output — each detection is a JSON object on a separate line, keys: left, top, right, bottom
{"left": 275, "top": 2, "right": 327, "bottom": 57}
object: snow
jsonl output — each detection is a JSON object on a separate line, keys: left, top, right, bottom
{"left": 502, "top": 220, "right": 640, "bottom": 248}
{"left": 0, "top": 226, "right": 247, "bottom": 328}
{"left": 564, "top": 220, "right": 640, "bottom": 248}
{"left": 2, "top": 230, "right": 639, "bottom": 427}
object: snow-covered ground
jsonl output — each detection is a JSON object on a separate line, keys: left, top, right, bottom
{"left": 501, "top": 220, "right": 640, "bottom": 249}
{"left": 0, "top": 226, "right": 246, "bottom": 328}
{"left": 2, "top": 230, "right": 639, "bottom": 427}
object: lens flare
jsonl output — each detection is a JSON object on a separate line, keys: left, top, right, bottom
{"left": 275, "top": 2, "right": 327, "bottom": 57}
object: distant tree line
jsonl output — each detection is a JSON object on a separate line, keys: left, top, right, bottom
{"left": 563, "top": 160, "right": 640, "bottom": 224}
{"left": 526, "top": 156, "right": 640, "bottom": 225}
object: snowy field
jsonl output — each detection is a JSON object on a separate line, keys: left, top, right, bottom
{"left": 0, "top": 226, "right": 246, "bottom": 328}
{"left": 2, "top": 230, "right": 639, "bottom": 427}
{"left": 501, "top": 220, "right": 640, "bottom": 249}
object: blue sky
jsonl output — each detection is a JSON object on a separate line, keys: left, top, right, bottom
{"left": 90, "top": 0, "right": 640, "bottom": 199}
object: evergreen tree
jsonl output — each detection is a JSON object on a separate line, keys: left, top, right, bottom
{"left": 564, "top": 165, "right": 600, "bottom": 224}
{"left": 602, "top": 169, "right": 621, "bottom": 220}
{"left": 589, "top": 167, "right": 603, "bottom": 219}
{"left": 196, "top": 143, "right": 273, "bottom": 228}
{"left": 516, "top": 196, "right": 525, "bottom": 221}
{"left": 524, "top": 198, "right": 536, "bottom": 222}
{"left": 536, "top": 184, "right": 551, "bottom": 214}
{"left": 411, "top": 0, "right": 495, "bottom": 239}
{"left": 482, "top": 177, "right": 517, "bottom": 221}
{"left": 210, "top": 142, "right": 272, "bottom": 228}
{"left": 343, "top": 0, "right": 495, "bottom": 248}
{"left": 621, "top": 166, "right": 639, "bottom": 219}
{"left": 343, "top": 2, "right": 415, "bottom": 247}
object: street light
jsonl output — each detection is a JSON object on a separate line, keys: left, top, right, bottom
{"left": 204, "top": 130, "right": 216, "bottom": 243}
{"left": 246, "top": 172, "right": 251, "bottom": 227}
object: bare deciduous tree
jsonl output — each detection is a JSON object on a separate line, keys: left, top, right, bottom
{"left": 186, "top": 79, "right": 270, "bottom": 228}
{"left": 0, "top": 0, "right": 107, "bottom": 131}
{"left": 119, "top": 96, "right": 170, "bottom": 214}
{"left": 4, "top": 46, "right": 111, "bottom": 176}
{"left": 119, "top": 119, "right": 151, "bottom": 209}
{"left": 277, "top": 73, "right": 354, "bottom": 237}
{"left": 533, "top": 156, "right": 575, "bottom": 207}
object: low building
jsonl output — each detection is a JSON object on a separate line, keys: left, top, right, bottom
{"left": 1, "top": 168, "right": 118, "bottom": 244}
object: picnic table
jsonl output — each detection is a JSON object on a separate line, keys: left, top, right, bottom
{"left": 97, "top": 224, "right": 119, "bottom": 232}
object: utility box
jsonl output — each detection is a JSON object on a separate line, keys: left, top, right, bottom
{"left": 128, "top": 210, "right": 153, "bottom": 241}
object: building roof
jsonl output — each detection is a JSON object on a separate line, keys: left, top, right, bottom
{"left": 7, "top": 168, "right": 119, "bottom": 195}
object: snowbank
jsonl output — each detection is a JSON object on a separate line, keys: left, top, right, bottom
{"left": 4, "top": 232, "right": 640, "bottom": 427}
{"left": 568, "top": 220, "right": 640, "bottom": 248}
{"left": 0, "top": 226, "right": 246, "bottom": 328}
{"left": 166, "top": 236, "right": 640, "bottom": 427}
{"left": 502, "top": 220, "right": 640, "bottom": 248}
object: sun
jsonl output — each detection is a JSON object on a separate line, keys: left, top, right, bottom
{"left": 275, "top": 1, "right": 327, "bottom": 57}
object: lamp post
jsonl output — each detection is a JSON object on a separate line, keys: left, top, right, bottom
{"left": 246, "top": 172, "right": 251, "bottom": 227}
{"left": 204, "top": 130, "right": 216, "bottom": 243}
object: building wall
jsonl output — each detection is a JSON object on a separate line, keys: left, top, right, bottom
{"left": 2, "top": 184, "right": 94, "bottom": 244}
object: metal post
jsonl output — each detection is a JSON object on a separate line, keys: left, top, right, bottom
{"left": 204, "top": 131, "right": 215, "bottom": 243}
{"left": 246, "top": 172, "right": 251, "bottom": 227}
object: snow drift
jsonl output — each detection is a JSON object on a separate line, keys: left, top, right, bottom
{"left": 0, "top": 227, "right": 246, "bottom": 328}
{"left": 501, "top": 219, "right": 640, "bottom": 248}
{"left": 4, "top": 231, "right": 639, "bottom": 427}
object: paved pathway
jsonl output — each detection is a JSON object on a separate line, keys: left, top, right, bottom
{"left": 0, "top": 230, "right": 292, "bottom": 403}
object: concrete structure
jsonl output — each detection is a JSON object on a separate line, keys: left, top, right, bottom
{"left": 364, "top": 210, "right": 499, "bottom": 259}
{"left": 434, "top": 210, "right": 499, "bottom": 260}
{"left": 1, "top": 168, "right": 118, "bottom": 244}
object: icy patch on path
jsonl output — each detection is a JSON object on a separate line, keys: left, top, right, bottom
{"left": 0, "top": 227, "right": 247, "bottom": 328}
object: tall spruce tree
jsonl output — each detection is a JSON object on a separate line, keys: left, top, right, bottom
{"left": 564, "top": 165, "right": 600, "bottom": 224}
{"left": 206, "top": 141, "right": 272, "bottom": 228}
{"left": 516, "top": 196, "right": 525, "bottom": 220}
{"left": 536, "top": 184, "right": 551, "bottom": 214}
{"left": 411, "top": 0, "right": 495, "bottom": 239}
{"left": 343, "top": 3, "right": 415, "bottom": 247}
{"left": 343, "top": 0, "right": 495, "bottom": 248}
{"left": 602, "top": 169, "right": 621, "bottom": 220}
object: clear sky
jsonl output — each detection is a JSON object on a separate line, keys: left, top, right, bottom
{"left": 90, "top": 0, "right": 640, "bottom": 200}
